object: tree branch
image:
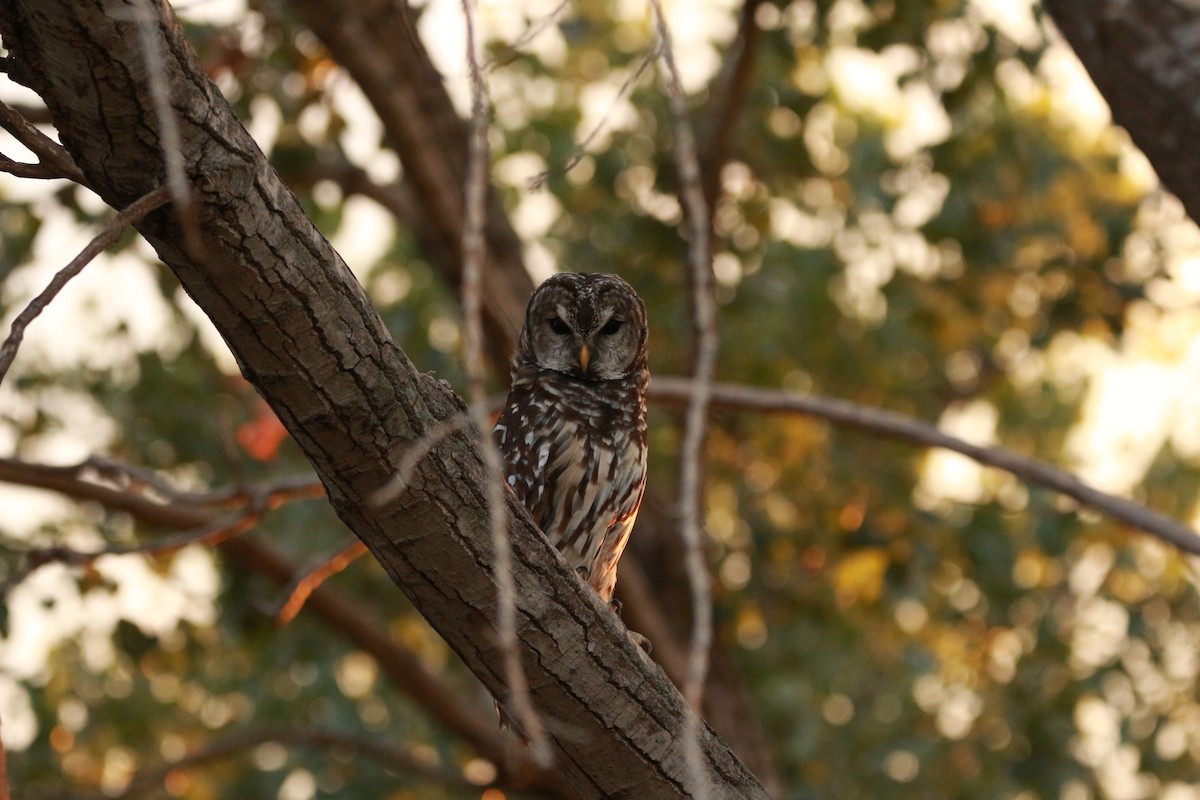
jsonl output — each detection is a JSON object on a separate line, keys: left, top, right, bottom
{"left": 0, "top": 507, "right": 261, "bottom": 599}
{"left": 0, "top": 151, "right": 77, "bottom": 180}
{"left": 649, "top": 2, "right": 720, "bottom": 796}
{"left": 0, "top": 99, "right": 85, "bottom": 183}
{"left": 0, "top": 457, "right": 318, "bottom": 526}
{"left": 272, "top": 538, "right": 367, "bottom": 625}
{"left": 650, "top": 376, "right": 1200, "bottom": 555}
{"left": 123, "top": 1, "right": 202, "bottom": 257}
{"left": 528, "top": 43, "right": 661, "bottom": 190}
{"left": 68, "top": 455, "right": 323, "bottom": 510}
{"left": 458, "top": 0, "right": 552, "bottom": 764}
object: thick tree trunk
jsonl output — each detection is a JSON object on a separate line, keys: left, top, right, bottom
{"left": 1043, "top": 0, "right": 1200, "bottom": 224}
{"left": 0, "top": 1, "right": 770, "bottom": 797}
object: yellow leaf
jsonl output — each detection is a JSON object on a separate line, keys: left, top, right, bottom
{"left": 834, "top": 548, "right": 889, "bottom": 606}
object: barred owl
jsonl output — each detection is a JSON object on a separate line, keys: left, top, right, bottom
{"left": 494, "top": 272, "right": 649, "bottom": 611}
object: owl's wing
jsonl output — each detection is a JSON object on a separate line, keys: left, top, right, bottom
{"left": 494, "top": 385, "right": 602, "bottom": 545}
{"left": 493, "top": 384, "right": 558, "bottom": 527}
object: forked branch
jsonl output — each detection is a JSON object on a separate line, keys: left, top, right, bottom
{"left": 0, "top": 100, "right": 85, "bottom": 182}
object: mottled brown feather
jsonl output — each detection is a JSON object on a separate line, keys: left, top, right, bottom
{"left": 493, "top": 272, "right": 648, "bottom": 603}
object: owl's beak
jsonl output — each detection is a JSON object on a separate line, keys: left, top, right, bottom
{"left": 578, "top": 344, "right": 591, "bottom": 373}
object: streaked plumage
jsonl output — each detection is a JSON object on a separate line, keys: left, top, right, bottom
{"left": 494, "top": 272, "right": 649, "bottom": 604}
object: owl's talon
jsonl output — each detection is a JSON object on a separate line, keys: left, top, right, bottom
{"left": 609, "top": 597, "right": 623, "bottom": 617}
{"left": 627, "top": 630, "right": 652, "bottom": 653}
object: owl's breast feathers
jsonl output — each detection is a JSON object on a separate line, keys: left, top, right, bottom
{"left": 493, "top": 363, "right": 648, "bottom": 600}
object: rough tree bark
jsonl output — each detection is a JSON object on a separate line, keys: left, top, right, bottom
{"left": 0, "top": 1, "right": 770, "bottom": 797}
{"left": 1043, "top": 0, "right": 1200, "bottom": 225}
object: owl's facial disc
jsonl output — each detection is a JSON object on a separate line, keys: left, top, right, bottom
{"left": 522, "top": 273, "right": 647, "bottom": 381}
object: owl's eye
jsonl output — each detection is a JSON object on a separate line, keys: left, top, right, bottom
{"left": 599, "top": 318, "right": 623, "bottom": 336}
{"left": 547, "top": 316, "right": 571, "bottom": 335}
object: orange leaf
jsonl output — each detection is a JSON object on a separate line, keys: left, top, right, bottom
{"left": 237, "top": 401, "right": 288, "bottom": 462}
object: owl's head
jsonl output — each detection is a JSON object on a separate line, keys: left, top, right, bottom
{"left": 517, "top": 272, "right": 648, "bottom": 381}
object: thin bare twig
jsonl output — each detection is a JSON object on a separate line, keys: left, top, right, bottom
{"left": 273, "top": 538, "right": 369, "bottom": 625}
{"left": 527, "top": 43, "right": 662, "bottom": 190}
{"left": 0, "top": 508, "right": 262, "bottom": 599}
{"left": 648, "top": 2, "right": 719, "bottom": 796}
{"left": 124, "top": 1, "right": 204, "bottom": 257}
{"left": 459, "top": 0, "right": 552, "bottom": 766}
{"left": 0, "top": 185, "right": 171, "bottom": 387}
{"left": 371, "top": 412, "right": 474, "bottom": 506}
{"left": 0, "top": 100, "right": 86, "bottom": 183}
{"left": 650, "top": 376, "right": 1200, "bottom": 555}
{"left": 0, "top": 462, "right": 324, "bottom": 598}
{"left": 76, "top": 454, "right": 243, "bottom": 506}
{"left": 0, "top": 152, "right": 78, "bottom": 181}
{"left": 129, "top": 6, "right": 191, "bottom": 215}
{"left": 482, "top": 0, "right": 572, "bottom": 72}
{"left": 0, "top": 456, "right": 323, "bottom": 519}
{"left": 0, "top": 456, "right": 231, "bottom": 529}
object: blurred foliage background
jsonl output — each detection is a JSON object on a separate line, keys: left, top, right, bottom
{"left": 5, "top": 0, "right": 1200, "bottom": 798}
